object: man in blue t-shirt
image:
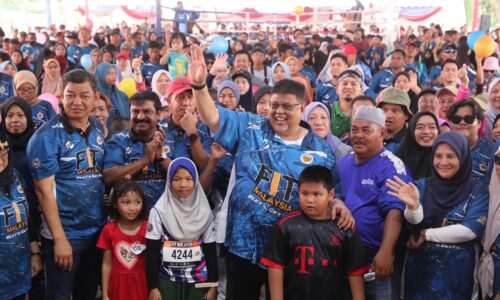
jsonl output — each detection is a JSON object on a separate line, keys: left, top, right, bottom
{"left": 370, "top": 49, "right": 406, "bottom": 95}
{"left": 338, "top": 105, "right": 411, "bottom": 300}
{"left": 27, "top": 70, "right": 105, "bottom": 300}
{"left": 20, "top": 33, "right": 43, "bottom": 71}
{"left": 0, "top": 72, "right": 14, "bottom": 104}
{"left": 141, "top": 41, "right": 166, "bottom": 87}
{"left": 67, "top": 27, "right": 97, "bottom": 65}
{"left": 187, "top": 45, "right": 353, "bottom": 300}
{"left": 104, "top": 91, "right": 171, "bottom": 211}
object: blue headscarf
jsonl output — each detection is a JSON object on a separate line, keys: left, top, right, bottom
{"left": 217, "top": 80, "right": 240, "bottom": 107}
{"left": 422, "top": 131, "right": 473, "bottom": 229}
{"left": 95, "top": 63, "right": 130, "bottom": 125}
{"left": 269, "top": 62, "right": 291, "bottom": 87}
{"left": 0, "top": 61, "right": 17, "bottom": 76}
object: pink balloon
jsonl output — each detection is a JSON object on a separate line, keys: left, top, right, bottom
{"left": 38, "top": 93, "right": 59, "bottom": 113}
{"left": 86, "top": 19, "right": 93, "bottom": 30}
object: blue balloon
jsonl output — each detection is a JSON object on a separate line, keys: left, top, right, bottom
{"left": 80, "top": 54, "right": 92, "bottom": 70}
{"left": 209, "top": 37, "right": 228, "bottom": 55}
{"left": 467, "top": 31, "right": 486, "bottom": 50}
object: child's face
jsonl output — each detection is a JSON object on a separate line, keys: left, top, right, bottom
{"left": 116, "top": 191, "right": 143, "bottom": 222}
{"left": 171, "top": 38, "right": 184, "bottom": 52}
{"left": 171, "top": 168, "right": 195, "bottom": 198}
{"left": 299, "top": 182, "right": 334, "bottom": 220}
{"left": 105, "top": 67, "right": 117, "bottom": 86}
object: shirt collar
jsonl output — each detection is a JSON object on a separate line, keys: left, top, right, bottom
{"left": 59, "top": 111, "right": 94, "bottom": 137}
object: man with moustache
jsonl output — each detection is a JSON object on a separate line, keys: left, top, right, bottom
{"left": 330, "top": 69, "right": 364, "bottom": 139}
{"left": 103, "top": 91, "right": 171, "bottom": 211}
{"left": 377, "top": 88, "right": 412, "bottom": 153}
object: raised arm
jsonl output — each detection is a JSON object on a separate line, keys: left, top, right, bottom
{"left": 187, "top": 45, "right": 220, "bottom": 132}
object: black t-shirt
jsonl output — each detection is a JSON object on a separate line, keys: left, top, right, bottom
{"left": 261, "top": 211, "right": 368, "bottom": 300}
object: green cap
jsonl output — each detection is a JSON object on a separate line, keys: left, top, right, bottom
{"left": 377, "top": 87, "right": 413, "bottom": 116}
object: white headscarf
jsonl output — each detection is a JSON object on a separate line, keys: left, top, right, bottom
{"left": 317, "top": 49, "right": 344, "bottom": 84}
{"left": 153, "top": 157, "right": 213, "bottom": 240}
{"left": 478, "top": 145, "right": 500, "bottom": 298}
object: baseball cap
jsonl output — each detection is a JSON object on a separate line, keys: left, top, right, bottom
{"left": 483, "top": 57, "right": 499, "bottom": 71}
{"left": 231, "top": 70, "right": 252, "bottom": 83}
{"left": 377, "top": 87, "right": 413, "bottom": 116}
{"left": 417, "top": 89, "right": 437, "bottom": 99}
{"left": 342, "top": 44, "right": 357, "bottom": 57}
{"left": 115, "top": 52, "right": 130, "bottom": 61}
{"left": 436, "top": 86, "right": 458, "bottom": 97}
{"left": 292, "top": 47, "right": 304, "bottom": 58}
{"left": 167, "top": 78, "right": 193, "bottom": 98}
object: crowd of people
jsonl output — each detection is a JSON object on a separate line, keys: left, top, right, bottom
{"left": 0, "top": 16, "right": 499, "bottom": 300}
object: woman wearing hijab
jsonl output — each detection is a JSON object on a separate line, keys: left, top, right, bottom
{"left": 302, "top": 102, "right": 352, "bottom": 161}
{"left": 0, "top": 60, "right": 18, "bottom": 78}
{"left": 217, "top": 80, "right": 241, "bottom": 111}
{"left": 392, "top": 70, "right": 421, "bottom": 114}
{"left": 231, "top": 70, "right": 253, "bottom": 112}
{"left": 253, "top": 86, "right": 272, "bottom": 117}
{"left": 40, "top": 58, "right": 63, "bottom": 96}
{"left": 151, "top": 69, "right": 173, "bottom": 106}
{"left": 13, "top": 70, "right": 56, "bottom": 129}
{"left": 396, "top": 111, "right": 440, "bottom": 180}
{"left": 484, "top": 77, "right": 500, "bottom": 140}
{"left": 146, "top": 157, "right": 218, "bottom": 300}
{"left": 387, "top": 132, "right": 489, "bottom": 300}
{"left": 269, "top": 61, "right": 291, "bottom": 87}
{"left": 315, "top": 51, "right": 349, "bottom": 104}
{"left": 0, "top": 96, "right": 44, "bottom": 299}
{"left": 285, "top": 56, "right": 313, "bottom": 105}
{"left": 478, "top": 146, "right": 500, "bottom": 300}
{"left": 95, "top": 63, "right": 130, "bottom": 127}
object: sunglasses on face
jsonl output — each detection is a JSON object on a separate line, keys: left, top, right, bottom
{"left": 495, "top": 155, "right": 500, "bottom": 166}
{"left": 450, "top": 115, "right": 477, "bottom": 125}
{"left": 444, "top": 49, "right": 457, "bottom": 54}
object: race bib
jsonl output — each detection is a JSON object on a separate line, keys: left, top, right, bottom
{"left": 162, "top": 240, "right": 202, "bottom": 268}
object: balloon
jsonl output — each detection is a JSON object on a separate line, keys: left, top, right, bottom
{"left": 80, "top": 54, "right": 92, "bottom": 70}
{"left": 474, "top": 36, "right": 496, "bottom": 58}
{"left": 467, "top": 31, "right": 485, "bottom": 50}
{"left": 85, "top": 19, "right": 93, "bottom": 30}
{"left": 294, "top": 6, "right": 304, "bottom": 15}
{"left": 38, "top": 93, "right": 59, "bottom": 113}
{"left": 118, "top": 78, "right": 136, "bottom": 98}
{"left": 209, "top": 37, "right": 228, "bottom": 55}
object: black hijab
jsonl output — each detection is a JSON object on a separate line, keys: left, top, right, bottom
{"left": 231, "top": 70, "right": 254, "bottom": 112}
{"left": 396, "top": 111, "right": 440, "bottom": 180}
{"left": 0, "top": 97, "right": 36, "bottom": 151}
{"left": 422, "top": 131, "right": 473, "bottom": 229}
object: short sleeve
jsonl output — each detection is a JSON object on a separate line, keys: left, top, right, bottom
{"left": 104, "top": 135, "right": 126, "bottom": 169}
{"left": 213, "top": 107, "right": 254, "bottom": 155}
{"left": 378, "top": 174, "right": 410, "bottom": 216}
{"left": 145, "top": 208, "right": 164, "bottom": 240}
{"left": 343, "top": 229, "right": 370, "bottom": 276}
{"left": 96, "top": 224, "right": 112, "bottom": 250}
{"left": 202, "top": 220, "right": 216, "bottom": 244}
{"left": 197, "top": 123, "right": 214, "bottom": 154}
{"left": 27, "top": 131, "right": 59, "bottom": 179}
{"left": 260, "top": 224, "right": 288, "bottom": 269}
{"left": 460, "top": 186, "right": 489, "bottom": 236}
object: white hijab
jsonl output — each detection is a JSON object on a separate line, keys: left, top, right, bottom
{"left": 153, "top": 157, "right": 213, "bottom": 240}
{"left": 479, "top": 145, "right": 500, "bottom": 298}
{"left": 317, "top": 49, "right": 344, "bottom": 84}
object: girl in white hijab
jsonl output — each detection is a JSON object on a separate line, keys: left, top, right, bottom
{"left": 145, "top": 157, "right": 218, "bottom": 300}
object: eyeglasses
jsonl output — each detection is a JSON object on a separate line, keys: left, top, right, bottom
{"left": 444, "top": 49, "right": 457, "bottom": 54}
{"left": 270, "top": 102, "right": 302, "bottom": 112}
{"left": 450, "top": 115, "right": 477, "bottom": 125}
{"left": 495, "top": 155, "right": 500, "bottom": 166}
{"left": 17, "top": 87, "right": 35, "bottom": 93}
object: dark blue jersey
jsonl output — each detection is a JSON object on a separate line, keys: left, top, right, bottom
{"left": 0, "top": 73, "right": 14, "bottom": 104}
{"left": 0, "top": 171, "right": 31, "bottom": 299}
{"left": 67, "top": 44, "right": 97, "bottom": 65}
{"left": 31, "top": 100, "right": 57, "bottom": 129}
{"left": 141, "top": 62, "right": 166, "bottom": 87}
{"left": 27, "top": 115, "right": 106, "bottom": 239}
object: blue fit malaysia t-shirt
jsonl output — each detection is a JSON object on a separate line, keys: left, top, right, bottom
{"left": 0, "top": 172, "right": 31, "bottom": 299}
{"left": 338, "top": 149, "right": 411, "bottom": 261}
{"left": 27, "top": 114, "right": 106, "bottom": 239}
{"left": 31, "top": 100, "right": 57, "bottom": 129}
{"left": 214, "top": 107, "right": 340, "bottom": 265}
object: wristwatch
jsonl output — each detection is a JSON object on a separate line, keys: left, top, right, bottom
{"left": 190, "top": 83, "right": 206, "bottom": 90}
{"left": 188, "top": 133, "right": 198, "bottom": 143}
